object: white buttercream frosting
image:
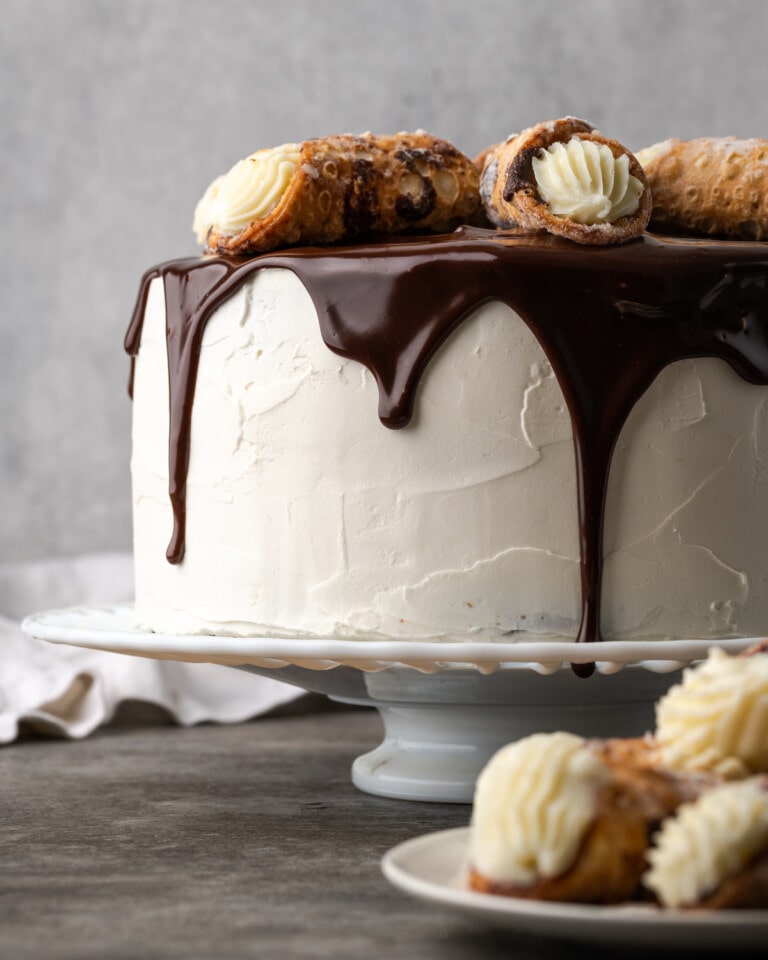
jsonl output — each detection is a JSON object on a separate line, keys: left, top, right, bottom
{"left": 655, "top": 648, "right": 768, "bottom": 778}
{"left": 131, "top": 268, "right": 768, "bottom": 641}
{"left": 193, "top": 144, "right": 301, "bottom": 241}
{"left": 644, "top": 778, "right": 768, "bottom": 907}
{"left": 532, "top": 139, "right": 643, "bottom": 224}
{"left": 470, "top": 733, "right": 610, "bottom": 884}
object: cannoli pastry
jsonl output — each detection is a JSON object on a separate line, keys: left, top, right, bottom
{"left": 477, "top": 117, "right": 652, "bottom": 245}
{"left": 654, "top": 647, "right": 768, "bottom": 780}
{"left": 193, "top": 132, "right": 482, "bottom": 255}
{"left": 636, "top": 137, "right": 768, "bottom": 240}
{"left": 644, "top": 777, "right": 768, "bottom": 909}
{"left": 468, "top": 732, "right": 706, "bottom": 903}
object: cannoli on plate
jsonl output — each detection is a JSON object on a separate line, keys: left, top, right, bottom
{"left": 467, "top": 732, "right": 709, "bottom": 904}
{"left": 636, "top": 136, "right": 768, "bottom": 239}
{"left": 193, "top": 132, "right": 481, "bottom": 254}
{"left": 477, "top": 116, "right": 651, "bottom": 245}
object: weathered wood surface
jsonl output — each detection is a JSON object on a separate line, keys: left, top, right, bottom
{"left": 0, "top": 699, "right": 624, "bottom": 959}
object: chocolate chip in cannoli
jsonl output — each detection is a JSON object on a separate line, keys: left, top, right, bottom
{"left": 636, "top": 137, "right": 768, "bottom": 240}
{"left": 477, "top": 117, "right": 652, "bottom": 245}
{"left": 193, "top": 132, "right": 482, "bottom": 255}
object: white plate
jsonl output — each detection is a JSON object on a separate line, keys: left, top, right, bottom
{"left": 381, "top": 827, "right": 768, "bottom": 949}
{"left": 20, "top": 604, "right": 760, "bottom": 674}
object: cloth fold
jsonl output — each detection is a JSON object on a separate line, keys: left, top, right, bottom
{"left": 0, "top": 553, "right": 301, "bottom": 743}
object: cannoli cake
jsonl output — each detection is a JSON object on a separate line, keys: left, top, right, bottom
{"left": 128, "top": 122, "right": 768, "bottom": 645}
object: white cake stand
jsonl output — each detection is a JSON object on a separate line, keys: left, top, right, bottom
{"left": 21, "top": 604, "right": 757, "bottom": 803}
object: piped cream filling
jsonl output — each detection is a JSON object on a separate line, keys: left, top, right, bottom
{"left": 193, "top": 143, "right": 301, "bottom": 242}
{"left": 470, "top": 732, "right": 610, "bottom": 884}
{"left": 532, "top": 138, "right": 643, "bottom": 225}
{"left": 644, "top": 779, "right": 768, "bottom": 907}
{"left": 655, "top": 648, "right": 768, "bottom": 778}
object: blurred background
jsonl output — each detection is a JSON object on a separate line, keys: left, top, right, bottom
{"left": 3, "top": 0, "right": 768, "bottom": 565}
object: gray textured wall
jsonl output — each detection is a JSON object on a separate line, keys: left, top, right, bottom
{"left": 3, "top": 0, "right": 768, "bottom": 563}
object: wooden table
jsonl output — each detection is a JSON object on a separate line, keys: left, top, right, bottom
{"left": 0, "top": 698, "right": 667, "bottom": 959}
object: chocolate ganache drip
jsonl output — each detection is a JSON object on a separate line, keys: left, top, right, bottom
{"left": 125, "top": 227, "right": 768, "bottom": 655}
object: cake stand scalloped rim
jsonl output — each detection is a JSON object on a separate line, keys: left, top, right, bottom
{"left": 20, "top": 603, "right": 761, "bottom": 675}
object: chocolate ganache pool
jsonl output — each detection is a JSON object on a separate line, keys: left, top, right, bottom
{"left": 126, "top": 227, "right": 768, "bottom": 657}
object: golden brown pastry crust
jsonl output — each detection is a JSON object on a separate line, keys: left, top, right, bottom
{"left": 477, "top": 117, "right": 651, "bottom": 245}
{"left": 204, "top": 132, "right": 481, "bottom": 255}
{"left": 638, "top": 137, "right": 768, "bottom": 240}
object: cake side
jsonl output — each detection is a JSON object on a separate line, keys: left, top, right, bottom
{"left": 131, "top": 268, "right": 581, "bottom": 640}
{"left": 131, "top": 263, "right": 768, "bottom": 641}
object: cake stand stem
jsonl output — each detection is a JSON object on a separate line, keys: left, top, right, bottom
{"left": 330, "top": 666, "right": 679, "bottom": 803}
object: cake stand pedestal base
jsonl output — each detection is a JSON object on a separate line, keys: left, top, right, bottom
{"left": 243, "top": 663, "right": 680, "bottom": 803}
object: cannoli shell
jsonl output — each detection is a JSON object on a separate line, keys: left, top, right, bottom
{"left": 478, "top": 117, "right": 652, "bottom": 245}
{"left": 205, "top": 132, "right": 481, "bottom": 255}
{"left": 637, "top": 137, "right": 768, "bottom": 240}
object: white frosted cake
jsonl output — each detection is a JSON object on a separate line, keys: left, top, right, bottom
{"left": 128, "top": 239, "right": 768, "bottom": 643}
{"left": 127, "top": 127, "right": 768, "bottom": 646}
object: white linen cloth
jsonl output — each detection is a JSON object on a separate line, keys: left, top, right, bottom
{"left": 0, "top": 552, "right": 301, "bottom": 742}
